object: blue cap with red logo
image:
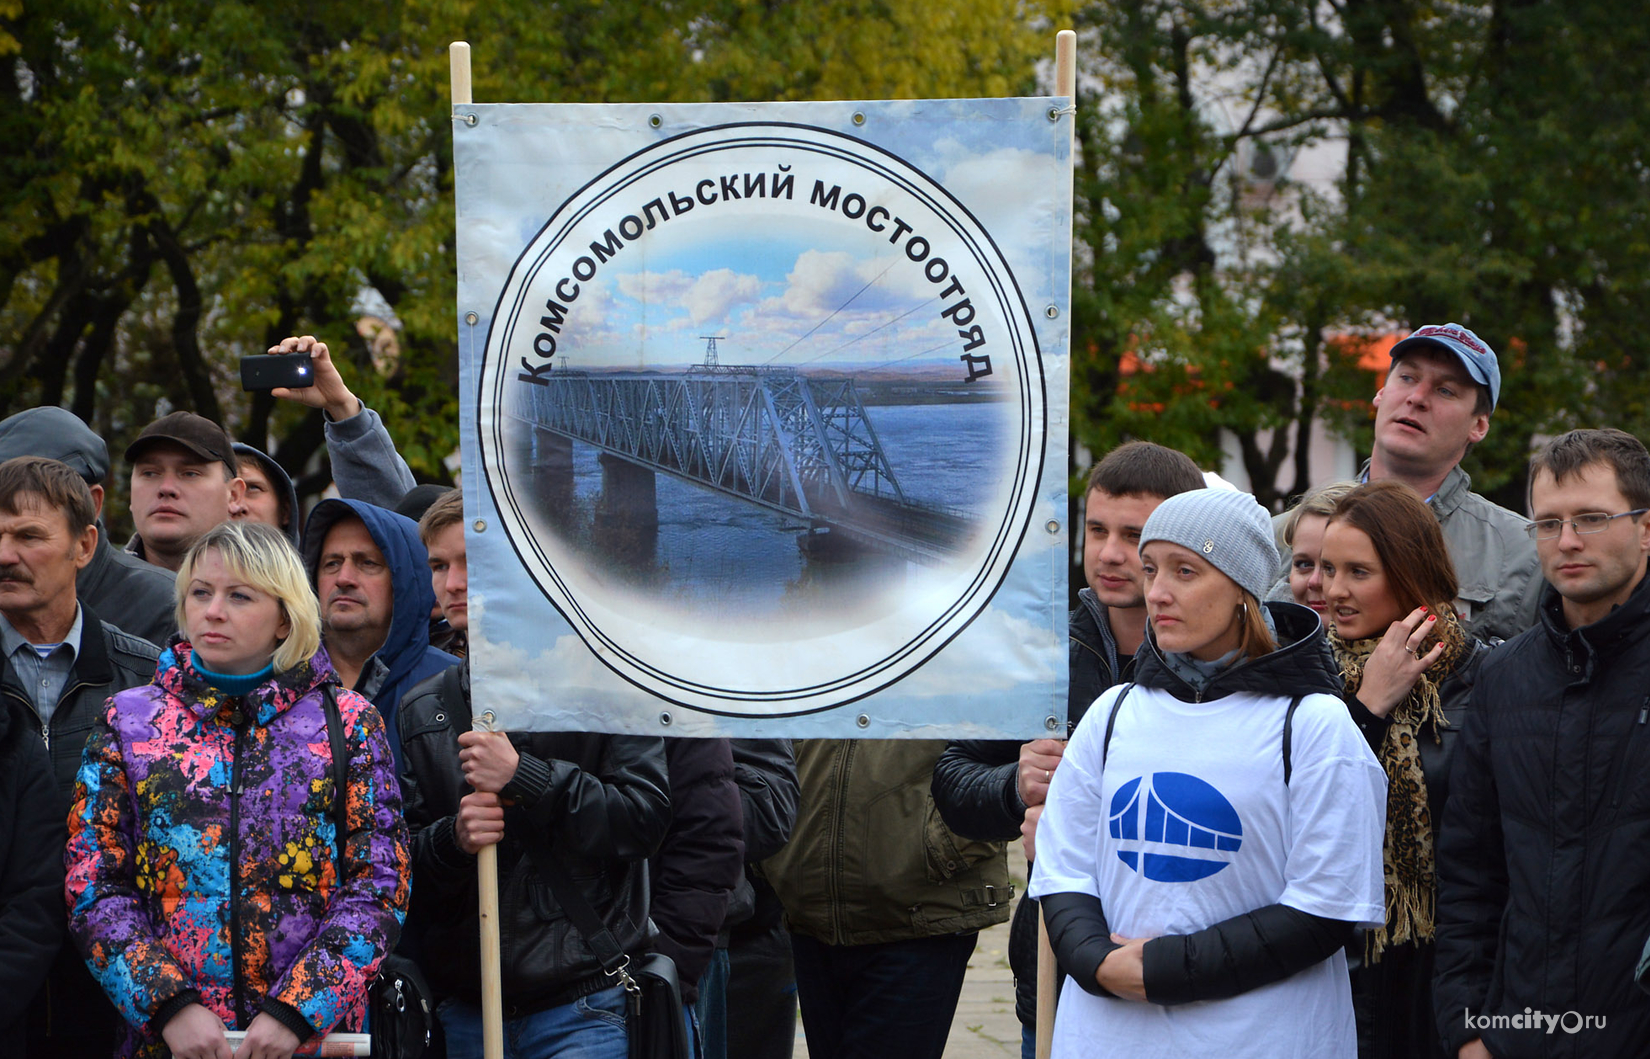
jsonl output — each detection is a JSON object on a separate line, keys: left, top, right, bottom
{"left": 1389, "top": 323, "right": 1501, "bottom": 411}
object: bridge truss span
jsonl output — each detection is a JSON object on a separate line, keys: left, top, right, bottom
{"left": 507, "top": 366, "right": 973, "bottom": 563}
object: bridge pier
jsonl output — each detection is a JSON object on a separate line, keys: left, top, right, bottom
{"left": 595, "top": 453, "right": 658, "bottom": 566}
{"left": 516, "top": 428, "right": 575, "bottom": 522}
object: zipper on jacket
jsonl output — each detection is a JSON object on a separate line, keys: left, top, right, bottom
{"left": 228, "top": 712, "right": 249, "bottom": 1026}
{"left": 1609, "top": 695, "right": 1650, "bottom": 809}
{"left": 3, "top": 687, "right": 48, "bottom": 747}
{"left": 828, "top": 741, "right": 854, "bottom": 942}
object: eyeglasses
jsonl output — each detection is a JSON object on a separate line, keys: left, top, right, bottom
{"left": 1525, "top": 509, "right": 1650, "bottom": 540}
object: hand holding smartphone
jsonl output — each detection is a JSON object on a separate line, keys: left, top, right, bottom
{"left": 240, "top": 353, "right": 315, "bottom": 391}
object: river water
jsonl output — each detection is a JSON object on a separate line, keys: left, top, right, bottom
{"left": 520, "top": 400, "right": 1011, "bottom": 624}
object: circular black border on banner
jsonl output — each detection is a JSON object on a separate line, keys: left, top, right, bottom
{"left": 477, "top": 120, "right": 1048, "bottom": 715}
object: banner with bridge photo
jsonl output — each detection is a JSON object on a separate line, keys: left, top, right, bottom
{"left": 452, "top": 98, "right": 1071, "bottom": 738}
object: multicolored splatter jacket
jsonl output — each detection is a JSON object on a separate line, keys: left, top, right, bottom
{"left": 65, "top": 641, "right": 411, "bottom": 1057}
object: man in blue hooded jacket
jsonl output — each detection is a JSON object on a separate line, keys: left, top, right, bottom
{"left": 302, "top": 498, "right": 455, "bottom": 765}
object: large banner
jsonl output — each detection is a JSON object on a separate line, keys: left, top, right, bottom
{"left": 453, "top": 99, "right": 1071, "bottom": 738}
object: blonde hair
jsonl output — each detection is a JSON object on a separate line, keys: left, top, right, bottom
{"left": 175, "top": 521, "right": 321, "bottom": 672}
{"left": 1280, "top": 480, "right": 1358, "bottom": 547}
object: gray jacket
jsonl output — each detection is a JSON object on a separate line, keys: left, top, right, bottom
{"left": 78, "top": 527, "right": 177, "bottom": 647}
{"left": 1429, "top": 464, "right": 1542, "bottom": 642}
{"left": 326, "top": 402, "right": 416, "bottom": 509}
{"left": 1271, "top": 463, "right": 1541, "bottom": 643}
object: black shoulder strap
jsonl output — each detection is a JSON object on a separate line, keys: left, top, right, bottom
{"left": 1100, "top": 682, "right": 1136, "bottom": 767}
{"left": 322, "top": 683, "right": 349, "bottom": 876}
{"left": 521, "top": 835, "right": 631, "bottom": 974}
{"left": 1282, "top": 695, "right": 1303, "bottom": 786}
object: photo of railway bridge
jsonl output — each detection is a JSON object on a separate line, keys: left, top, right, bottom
{"left": 506, "top": 338, "right": 991, "bottom": 576}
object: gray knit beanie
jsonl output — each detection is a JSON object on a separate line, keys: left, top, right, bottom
{"left": 1138, "top": 488, "right": 1278, "bottom": 602}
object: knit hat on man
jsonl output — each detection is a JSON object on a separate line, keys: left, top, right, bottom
{"left": 1139, "top": 487, "right": 1278, "bottom": 602}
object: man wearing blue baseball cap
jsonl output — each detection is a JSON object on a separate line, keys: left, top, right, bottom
{"left": 1367, "top": 322, "right": 1542, "bottom": 639}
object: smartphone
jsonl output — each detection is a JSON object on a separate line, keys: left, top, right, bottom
{"left": 240, "top": 353, "right": 315, "bottom": 391}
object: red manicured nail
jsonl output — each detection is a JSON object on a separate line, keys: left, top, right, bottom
{"left": 1427, "top": 615, "right": 1437, "bottom": 622}
{"left": 1420, "top": 605, "right": 1429, "bottom": 613}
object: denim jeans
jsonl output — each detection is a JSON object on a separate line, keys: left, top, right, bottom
{"left": 693, "top": 946, "right": 730, "bottom": 1059}
{"left": 790, "top": 931, "right": 978, "bottom": 1059}
{"left": 438, "top": 986, "right": 629, "bottom": 1059}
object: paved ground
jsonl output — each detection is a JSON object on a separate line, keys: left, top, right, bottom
{"left": 794, "top": 846, "right": 1029, "bottom": 1059}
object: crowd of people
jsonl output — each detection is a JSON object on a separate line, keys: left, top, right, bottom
{"left": 0, "top": 321, "right": 1647, "bottom": 1059}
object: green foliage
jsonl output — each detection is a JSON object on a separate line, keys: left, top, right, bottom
{"left": 10, "top": 0, "right": 1643, "bottom": 534}
{"left": 1068, "top": 0, "right": 1650, "bottom": 512}
{"left": 0, "top": 0, "right": 1063, "bottom": 538}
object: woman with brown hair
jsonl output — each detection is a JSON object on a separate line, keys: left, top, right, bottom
{"left": 1319, "top": 479, "right": 1491, "bottom": 1059}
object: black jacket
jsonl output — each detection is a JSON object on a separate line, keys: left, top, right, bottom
{"left": 0, "top": 606, "right": 159, "bottom": 808}
{"left": 76, "top": 528, "right": 177, "bottom": 648}
{"left": 722, "top": 739, "right": 798, "bottom": 935}
{"left": 0, "top": 701, "right": 64, "bottom": 1059}
{"left": 1434, "top": 578, "right": 1650, "bottom": 1058}
{"left": 650, "top": 740, "right": 745, "bottom": 1004}
{"left": 8, "top": 611, "right": 152, "bottom": 1059}
{"left": 1341, "top": 636, "right": 1490, "bottom": 1059}
{"left": 930, "top": 591, "right": 1123, "bottom": 1027}
{"left": 398, "top": 664, "right": 671, "bottom": 1010}
{"left": 1041, "top": 601, "right": 1360, "bottom": 1006}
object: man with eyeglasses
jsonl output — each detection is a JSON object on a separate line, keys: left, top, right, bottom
{"left": 1363, "top": 323, "right": 1542, "bottom": 640}
{"left": 1434, "top": 427, "right": 1650, "bottom": 1059}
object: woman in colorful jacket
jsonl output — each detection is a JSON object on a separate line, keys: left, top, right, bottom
{"left": 66, "top": 520, "right": 411, "bottom": 1059}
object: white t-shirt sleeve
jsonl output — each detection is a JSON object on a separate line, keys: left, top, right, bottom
{"left": 1027, "top": 683, "right": 1129, "bottom": 901}
{"left": 1276, "top": 692, "right": 1388, "bottom": 927}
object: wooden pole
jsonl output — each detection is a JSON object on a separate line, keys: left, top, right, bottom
{"left": 1054, "top": 29, "right": 1076, "bottom": 100}
{"left": 1038, "top": 36, "right": 1077, "bottom": 1059}
{"left": 1036, "top": 909, "right": 1058, "bottom": 1059}
{"left": 472, "top": 711, "right": 505, "bottom": 1059}
{"left": 451, "top": 45, "right": 501, "bottom": 1059}
{"left": 450, "top": 41, "right": 473, "bottom": 113}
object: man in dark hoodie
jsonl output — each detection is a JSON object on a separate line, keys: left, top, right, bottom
{"left": 301, "top": 498, "right": 456, "bottom": 765}
{"left": 0, "top": 407, "right": 177, "bottom": 645}
{"left": 230, "top": 442, "right": 301, "bottom": 546}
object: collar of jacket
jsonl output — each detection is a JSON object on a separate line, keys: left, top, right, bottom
{"left": 1133, "top": 600, "right": 1343, "bottom": 703}
{"left": 0, "top": 601, "right": 117, "bottom": 697}
{"left": 1537, "top": 567, "right": 1650, "bottom": 681}
{"left": 1074, "top": 587, "right": 1122, "bottom": 678}
{"left": 157, "top": 636, "right": 338, "bottom": 725}
{"left": 1358, "top": 458, "right": 1472, "bottom": 521}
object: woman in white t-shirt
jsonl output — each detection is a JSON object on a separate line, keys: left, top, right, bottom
{"left": 1029, "top": 488, "right": 1387, "bottom": 1059}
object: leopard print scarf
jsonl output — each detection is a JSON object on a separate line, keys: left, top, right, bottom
{"left": 1330, "top": 610, "right": 1468, "bottom": 961}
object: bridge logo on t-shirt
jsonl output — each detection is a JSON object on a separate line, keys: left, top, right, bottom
{"left": 1108, "top": 772, "right": 1243, "bottom": 882}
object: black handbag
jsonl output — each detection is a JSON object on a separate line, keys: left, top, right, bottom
{"left": 521, "top": 836, "right": 691, "bottom": 1059}
{"left": 322, "top": 686, "right": 436, "bottom": 1059}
